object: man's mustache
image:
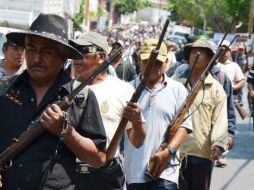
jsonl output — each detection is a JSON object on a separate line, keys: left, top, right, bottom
{"left": 28, "top": 63, "right": 47, "bottom": 70}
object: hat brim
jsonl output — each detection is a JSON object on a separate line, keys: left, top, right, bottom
{"left": 69, "top": 39, "right": 93, "bottom": 46}
{"left": 140, "top": 53, "right": 167, "bottom": 63}
{"left": 69, "top": 37, "right": 109, "bottom": 54}
{"left": 184, "top": 44, "right": 215, "bottom": 61}
{"left": 6, "top": 32, "right": 83, "bottom": 59}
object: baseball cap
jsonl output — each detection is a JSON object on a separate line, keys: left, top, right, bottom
{"left": 219, "top": 40, "right": 231, "bottom": 49}
{"left": 112, "top": 39, "right": 125, "bottom": 48}
{"left": 140, "top": 39, "right": 167, "bottom": 62}
{"left": 69, "top": 31, "right": 109, "bottom": 54}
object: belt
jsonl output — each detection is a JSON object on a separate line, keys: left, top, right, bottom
{"left": 76, "top": 163, "right": 97, "bottom": 173}
{"left": 76, "top": 157, "right": 121, "bottom": 174}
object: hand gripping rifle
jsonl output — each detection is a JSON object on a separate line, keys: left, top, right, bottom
{"left": 105, "top": 18, "right": 170, "bottom": 163}
{"left": 0, "top": 47, "right": 123, "bottom": 172}
{"left": 147, "top": 33, "right": 238, "bottom": 175}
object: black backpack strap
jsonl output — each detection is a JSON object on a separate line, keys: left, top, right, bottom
{"left": 69, "top": 80, "right": 89, "bottom": 127}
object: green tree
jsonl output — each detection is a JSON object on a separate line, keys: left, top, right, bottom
{"left": 114, "top": 0, "right": 151, "bottom": 15}
{"left": 167, "top": 0, "right": 250, "bottom": 33}
{"left": 73, "top": 0, "right": 85, "bottom": 30}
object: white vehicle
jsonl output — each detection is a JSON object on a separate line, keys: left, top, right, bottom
{"left": 0, "top": 27, "right": 24, "bottom": 59}
{"left": 167, "top": 34, "right": 187, "bottom": 44}
{"left": 170, "top": 25, "right": 192, "bottom": 38}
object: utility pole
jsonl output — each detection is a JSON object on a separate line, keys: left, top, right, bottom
{"left": 248, "top": 0, "right": 254, "bottom": 37}
{"left": 108, "top": 1, "right": 114, "bottom": 28}
{"left": 84, "top": 0, "right": 90, "bottom": 31}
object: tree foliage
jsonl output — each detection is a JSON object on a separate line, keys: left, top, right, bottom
{"left": 114, "top": 0, "right": 151, "bottom": 15}
{"left": 167, "top": 0, "right": 250, "bottom": 33}
{"left": 74, "top": 0, "right": 85, "bottom": 30}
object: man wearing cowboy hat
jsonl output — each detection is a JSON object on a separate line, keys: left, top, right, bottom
{"left": 0, "top": 14, "right": 107, "bottom": 189}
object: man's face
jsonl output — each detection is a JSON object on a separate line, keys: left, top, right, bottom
{"left": 189, "top": 48, "right": 211, "bottom": 70}
{"left": 237, "top": 48, "right": 244, "bottom": 55}
{"left": 218, "top": 46, "right": 231, "bottom": 63}
{"left": 73, "top": 48, "right": 105, "bottom": 79}
{"left": 109, "top": 43, "right": 123, "bottom": 63}
{"left": 3, "top": 43, "right": 25, "bottom": 68}
{"left": 25, "top": 36, "right": 67, "bottom": 83}
{"left": 140, "top": 58, "right": 167, "bottom": 83}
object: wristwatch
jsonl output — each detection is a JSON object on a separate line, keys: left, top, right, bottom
{"left": 160, "top": 143, "right": 176, "bottom": 155}
{"left": 167, "top": 146, "right": 176, "bottom": 155}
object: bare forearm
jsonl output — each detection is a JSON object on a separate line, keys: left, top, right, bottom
{"left": 233, "top": 80, "right": 245, "bottom": 91}
{"left": 248, "top": 83, "right": 254, "bottom": 91}
{"left": 166, "top": 127, "right": 189, "bottom": 150}
{"left": 64, "top": 127, "right": 105, "bottom": 168}
{"left": 127, "top": 122, "right": 146, "bottom": 148}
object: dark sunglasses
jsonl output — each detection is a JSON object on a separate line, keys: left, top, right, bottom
{"left": 78, "top": 45, "right": 104, "bottom": 55}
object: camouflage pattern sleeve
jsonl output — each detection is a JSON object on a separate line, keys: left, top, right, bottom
{"left": 0, "top": 75, "right": 17, "bottom": 96}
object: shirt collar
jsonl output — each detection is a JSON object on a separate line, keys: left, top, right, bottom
{"left": 133, "top": 73, "right": 168, "bottom": 90}
{"left": 11, "top": 69, "right": 71, "bottom": 95}
{"left": 204, "top": 73, "right": 214, "bottom": 84}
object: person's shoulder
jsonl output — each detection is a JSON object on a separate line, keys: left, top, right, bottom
{"left": 210, "top": 76, "right": 227, "bottom": 96}
{"left": 107, "top": 75, "right": 134, "bottom": 89}
{"left": 165, "top": 75, "right": 187, "bottom": 91}
{"left": 0, "top": 75, "right": 19, "bottom": 95}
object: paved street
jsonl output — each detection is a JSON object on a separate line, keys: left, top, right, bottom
{"left": 211, "top": 88, "right": 254, "bottom": 190}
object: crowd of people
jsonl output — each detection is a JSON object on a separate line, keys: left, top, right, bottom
{"left": 0, "top": 13, "right": 253, "bottom": 190}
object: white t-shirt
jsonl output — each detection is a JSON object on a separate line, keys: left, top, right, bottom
{"left": 217, "top": 60, "right": 245, "bottom": 86}
{"left": 124, "top": 75, "right": 192, "bottom": 185}
{"left": 89, "top": 75, "right": 134, "bottom": 155}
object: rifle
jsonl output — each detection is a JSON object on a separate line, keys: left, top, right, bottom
{"left": 0, "top": 47, "right": 123, "bottom": 172}
{"left": 243, "top": 43, "right": 250, "bottom": 74}
{"left": 147, "top": 32, "right": 237, "bottom": 175}
{"left": 234, "top": 101, "right": 248, "bottom": 120}
{"left": 105, "top": 17, "right": 170, "bottom": 163}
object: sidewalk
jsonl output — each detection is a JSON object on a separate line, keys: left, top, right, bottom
{"left": 211, "top": 87, "right": 254, "bottom": 190}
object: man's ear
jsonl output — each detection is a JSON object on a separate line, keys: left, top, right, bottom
{"left": 98, "top": 52, "right": 107, "bottom": 63}
{"left": 62, "top": 49, "right": 70, "bottom": 62}
{"left": 2, "top": 46, "right": 7, "bottom": 56}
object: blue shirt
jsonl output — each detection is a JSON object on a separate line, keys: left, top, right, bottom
{"left": 124, "top": 74, "right": 192, "bottom": 184}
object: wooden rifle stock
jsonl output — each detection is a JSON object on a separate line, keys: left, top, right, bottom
{"left": 105, "top": 18, "right": 170, "bottom": 163}
{"left": 0, "top": 47, "right": 123, "bottom": 172}
{"left": 234, "top": 101, "right": 248, "bottom": 120}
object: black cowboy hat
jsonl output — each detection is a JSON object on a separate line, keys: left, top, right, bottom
{"left": 6, "top": 13, "right": 83, "bottom": 59}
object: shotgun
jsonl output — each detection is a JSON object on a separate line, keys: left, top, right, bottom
{"left": 105, "top": 17, "right": 170, "bottom": 163}
{"left": 0, "top": 47, "right": 123, "bottom": 172}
